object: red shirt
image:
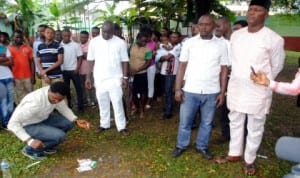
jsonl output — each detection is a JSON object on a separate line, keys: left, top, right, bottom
{"left": 8, "top": 45, "right": 33, "bottom": 79}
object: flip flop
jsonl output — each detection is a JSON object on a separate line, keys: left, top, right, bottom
{"left": 243, "top": 162, "right": 256, "bottom": 176}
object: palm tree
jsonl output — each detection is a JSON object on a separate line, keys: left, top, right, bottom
{"left": 92, "top": 1, "right": 122, "bottom": 26}
{"left": 3, "top": 0, "right": 43, "bottom": 44}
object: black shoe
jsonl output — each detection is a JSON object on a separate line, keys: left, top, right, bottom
{"left": 196, "top": 148, "right": 213, "bottom": 160}
{"left": 119, "top": 129, "right": 130, "bottom": 136}
{"left": 22, "top": 148, "right": 46, "bottom": 160}
{"left": 95, "top": 127, "right": 109, "bottom": 133}
{"left": 172, "top": 147, "right": 185, "bottom": 157}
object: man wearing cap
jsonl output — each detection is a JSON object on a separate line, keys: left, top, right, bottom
{"left": 215, "top": 0, "right": 285, "bottom": 176}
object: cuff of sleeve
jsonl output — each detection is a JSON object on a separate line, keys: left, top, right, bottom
{"left": 22, "top": 135, "right": 32, "bottom": 142}
{"left": 269, "top": 80, "right": 276, "bottom": 89}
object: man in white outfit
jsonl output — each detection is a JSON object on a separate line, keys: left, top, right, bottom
{"left": 85, "top": 21, "right": 129, "bottom": 136}
{"left": 215, "top": 0, "right": 285, "bottom": 176}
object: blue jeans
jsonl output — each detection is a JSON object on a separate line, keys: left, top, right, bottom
{"left": 163, "top": 75, "right": 175, "bottom": 115}
{"left": 0, "top": 78, "right": 14, "bottom": 127}
{"left": 24, "top": 113, "right": 74, "bottom": 154}
{"left": 63, "top": 71, "right": 84, "bottom": 110}
{"left": 176, "top": 91, "right": 218, "bottom": 150}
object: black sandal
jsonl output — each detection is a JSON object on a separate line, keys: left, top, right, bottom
{"left": 243, "top": 162, "right": 256, "bottom": 176}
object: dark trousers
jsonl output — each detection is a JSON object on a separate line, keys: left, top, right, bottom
{"left": 154, "top": 73, "right": 164, "bottom": 99}
{"left": 63, "top": 70, "right": 83, "bottom": 110}
{"left": 163, "top": 75, "right": 175, "bottom": 115}
{"left": 220, "top": 97, "right": 230, "bottom": 140}
{"left": 24, "top": 113, "right": 74, "bottom": 154}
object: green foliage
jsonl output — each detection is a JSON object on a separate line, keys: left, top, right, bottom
{"left": 49, "top": 1, "right": 60, "bottom": 19}
{"left": 92, "top": 1, "right": 121, "bottom": 26}
{"left": 211, "top": 1, "right": 236, "bottom": 22}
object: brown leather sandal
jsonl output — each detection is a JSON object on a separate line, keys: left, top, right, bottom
{"left": 243, "top": 162, "right": 256, "bottom": 176}
{"left": 215, "top": 155, "right": 241, "bottom": 164}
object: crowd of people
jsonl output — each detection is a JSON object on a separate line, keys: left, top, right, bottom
{"left": 0, "top": 0, "right": 291, "bottom": 175}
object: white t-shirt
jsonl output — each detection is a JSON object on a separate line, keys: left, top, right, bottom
{"left": 61, "top": 40, "right": 83, "bottom": 71}
{"left": 179, "top": 35, "right": 229, "bottom": 94}
{"left": 33, "top": 38, "right": 43, "bottom": 72}
{"left": 0, "top": 46, "right": 13, "bottom": 79}
{"left": 87, "top": 35, "right": 129, "bottom": 86}
{"left": 218, "top": 36, "right": 231, "bottom": 66}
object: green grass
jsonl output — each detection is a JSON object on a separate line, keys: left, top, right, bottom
{"left": 1, "top": 56, "right": 300, "bottom": 177}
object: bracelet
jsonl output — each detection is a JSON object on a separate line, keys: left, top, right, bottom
{"left": 122, "top": 76, "right": 129, "bottom": 80}
{"left": 27, "top": 139, "right": 35, "bottom": 146}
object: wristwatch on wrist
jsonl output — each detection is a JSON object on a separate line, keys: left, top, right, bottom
{"left": 27, "top": 138, "right": 35, "bottom": 146}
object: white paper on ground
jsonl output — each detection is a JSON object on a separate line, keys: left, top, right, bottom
{"left": 76, "top": 165, "right": 93, "bottom": 172}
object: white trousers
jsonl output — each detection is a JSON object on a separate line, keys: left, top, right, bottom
{"left": 147, "top": 65, "right": 156, "bottom": 98}
{"left": 95, "top": 79, "right": 126, "bottom": 131}
{"left": 228, "top": 111, "right": 266, "bottom": 164}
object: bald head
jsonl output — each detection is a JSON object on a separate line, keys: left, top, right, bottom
{"left": 102, "top": 21, "right": 114, "bottom": 40}
{"left": 198, "top": 14, "right": 215, "bottom": 24}
{"left": 198, "top": 14, "right": 215, "bottom": 39}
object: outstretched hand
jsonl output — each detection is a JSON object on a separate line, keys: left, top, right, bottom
{"left": 76, "top": 119, "right": 91, "bottom": 130}
{"left": 250, "top": 71, "right": 270, "bottom": 87}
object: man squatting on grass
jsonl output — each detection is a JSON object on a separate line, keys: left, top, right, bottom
{"left": 7, "top": 82, "right": 91, "bottom": 160}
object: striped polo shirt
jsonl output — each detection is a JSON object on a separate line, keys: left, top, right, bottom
{"left": 37, "top": 41, "right": 64, "bottom": 78}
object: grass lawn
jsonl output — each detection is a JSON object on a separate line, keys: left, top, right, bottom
{"left": 1, "top": 52, "right": 300, "bottom": 178}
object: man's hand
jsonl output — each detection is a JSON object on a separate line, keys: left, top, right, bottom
{"left": 40, "top": 69, "right": 47, "bottom": 76}
{"left": 44, "top": 76, "right": 50, "bottom": 84}
{"left": 122, "top": 79, "right": 128, "bottom": 89}
{"left": 85, "top": 78, "right": 92, "bottom": 90}
{"left": 31, "top": 76, "right": 36, "bottom": 85}
{"left": 216, "top": 93, "right": 225, "bottom": 108}
{"left": 76, "top": 119, "right": 91, "bottom": 130}
{"left": 129, "top": 68, "right": 138, "bottom": 76}
{"left": 28, "top": 139, "right": 45, "bottom": 149}
{"left": 250, "top": 71, "right": 270, "bottom": 87}
{"left": 175, "top": 89, "right": 184, "bottom": 103}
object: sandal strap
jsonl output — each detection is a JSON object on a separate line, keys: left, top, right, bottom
{"left": 244, "top": 163, "right": 256, "bottom": 176}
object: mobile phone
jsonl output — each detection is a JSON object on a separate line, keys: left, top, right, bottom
{"left": 250, "top": 66, "right": 257, "bottom": 76}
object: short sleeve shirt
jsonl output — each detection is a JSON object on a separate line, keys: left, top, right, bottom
{"left": 0, "top": 45, "right": 13, "bottom": 79}
{"left": 8, "top": 45, "right": 33, "bottom": 79}
{"left": 87, "top": 35, "right": 129, "bottom": 85}
{"left": 60, "top": 40, "right": 83, "bottom": 71}
{"left": 129, "top": 44, "right": 152, "bottom": 74}
{"left": 179, "top": 35, "right": 229, "bottom": 94}
{"left": 37, "top": 41, "right": 63, "bottom": 78}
